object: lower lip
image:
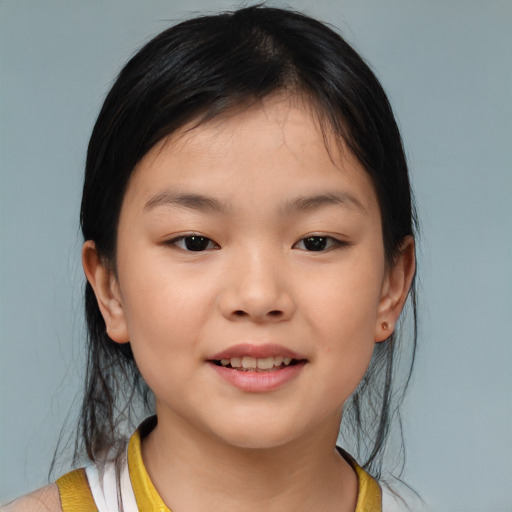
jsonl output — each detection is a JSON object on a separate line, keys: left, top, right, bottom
{"left": 209, "top": 362, "right": 306, "bottom": 392}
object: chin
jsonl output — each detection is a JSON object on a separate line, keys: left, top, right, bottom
{"left": 209, "top": 416, "right": 312, "bottom": 451}
{"left": 220, "top": 432, "right": 297, "bottom": 451}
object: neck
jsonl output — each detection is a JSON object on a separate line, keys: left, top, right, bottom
{"left": 141, "top": 409, "right": 358, "bottom": 512}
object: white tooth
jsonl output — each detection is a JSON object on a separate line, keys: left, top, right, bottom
{"left": 273, "top": 356, "right": 284, "bottom": 366}
{"left": 283, "top": 357, "right": 292, "bottom": 365}
{"left": 230, "top": 357, "right": 242, "bottom": 368}
{"left": 220, "top": 358, "right": 230, "bottom": 367}
{"left": 242, "top": 356, "right": 256, "bottom": 369}
{"left": 257, "top": 357, "right": 274, "bottom": 370}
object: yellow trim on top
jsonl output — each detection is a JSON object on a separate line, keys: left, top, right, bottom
{"left": 128, "top": 427, "right": 172, "bottom": 511}
{"left": 56, "top": 467, "right": 98, "bottom": 512}
{"left": 353, "top": 463, "right": 382, "bottom": 512}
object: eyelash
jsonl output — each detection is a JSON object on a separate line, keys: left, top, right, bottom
{"left": 293, "top": 235, "right": 349, "bottom": 252}
{"left": 166, "top": 234, "right": 348, "bottom": 253}
{"left": 167, "top": 235, "right": 219, "bottom": 252}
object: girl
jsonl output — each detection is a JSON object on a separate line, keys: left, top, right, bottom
{"left": 4, "top": 5, "right": 417, "bottom": 511}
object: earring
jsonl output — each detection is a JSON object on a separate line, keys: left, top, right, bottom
{"left": 382, "top": 321, "right": 390, "bottom": 331}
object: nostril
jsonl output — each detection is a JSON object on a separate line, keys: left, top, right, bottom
{"left": 231, "top": 309, "right": 282, "bottom": 318}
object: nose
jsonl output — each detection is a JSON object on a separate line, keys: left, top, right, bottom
{"left": 218, "top": 250, "right": 296, "bottom": 323}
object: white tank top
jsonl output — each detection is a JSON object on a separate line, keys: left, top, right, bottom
{"left": 85, "top": 459, "right": 138, "bottom": 512}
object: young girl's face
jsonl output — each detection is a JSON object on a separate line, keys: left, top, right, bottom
{"left": 93, "top": 97, "right": 400, "bottom": 449}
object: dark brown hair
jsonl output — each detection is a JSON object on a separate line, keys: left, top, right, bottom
{"left": 72, "top": 4, "right": 417, "bottom": 483}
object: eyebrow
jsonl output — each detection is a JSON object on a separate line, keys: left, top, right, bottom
{"left": 144, "top": 192, "right": 232, "bottom": 214}
{"left": 280, "top": 192, "right": 368, "bottom": 215}
{"left": 144, "top": 190, "right": 367, "bottom": 216}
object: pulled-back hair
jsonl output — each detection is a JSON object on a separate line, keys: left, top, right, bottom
{"left": 75, "top": 5, "right": 417, "bottom": 482}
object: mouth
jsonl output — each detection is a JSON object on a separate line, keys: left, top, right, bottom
{"left": 207, "top": 344, "right": 307, "bottom": 391}
{"left": 210, "top": 355, "right": 305, "bottom": 372}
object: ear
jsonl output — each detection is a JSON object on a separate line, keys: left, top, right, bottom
{"left": 374, "top": 236, "right": 416, "bottom": 342}
{"left": 82, "top": 240, "right": 129, "bottom": 343}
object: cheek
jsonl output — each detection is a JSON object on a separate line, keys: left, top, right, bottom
{"left": 116, "top": 254, "right": 216, "bottom": 380}
{"left": 119, "top": 246, "right": 212, "bottom": 328}
{"left": 305, "top": 255, "right": 384, "bottom": 340}
{"left": 299, "top": 255, "right": 384, "bottom": 400}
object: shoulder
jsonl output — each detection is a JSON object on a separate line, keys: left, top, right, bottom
{"left": 1, "top": 484, "right": 61, "bottom": 512}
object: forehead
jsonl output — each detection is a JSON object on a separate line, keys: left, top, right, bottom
{"left": 124, "top": 97, "right": 379, "bottom": 217}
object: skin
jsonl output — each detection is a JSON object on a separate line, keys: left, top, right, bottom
{"left": 83, "top": 97, "right": 415, "bottom": 512}
{"left": 1, "top": 485, "right": 61, "bottom": 512}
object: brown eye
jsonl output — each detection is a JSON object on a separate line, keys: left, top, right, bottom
{"left": 303, "top": 236, "right": 328, "bottom": 251}
{"left": 171, "top": 235, "right": 217, "bottom": 251}
{"left": 294, "top": 236, "right": 346, "bottom": 252}
{"left": 184, "top": 236, "right": 211, "bottom": 251}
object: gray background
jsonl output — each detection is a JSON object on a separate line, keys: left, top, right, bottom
{"left": 1, "top": 0, "right": 511, "bottom": 510}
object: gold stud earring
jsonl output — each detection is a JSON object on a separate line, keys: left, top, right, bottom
{"left": 382, "top": 321, "right": 390, "bottom": 331}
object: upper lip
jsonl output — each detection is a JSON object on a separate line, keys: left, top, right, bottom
{"left": 209, "top": 343, "right": 305, "bottom": 361}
